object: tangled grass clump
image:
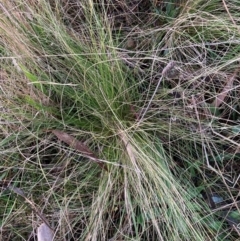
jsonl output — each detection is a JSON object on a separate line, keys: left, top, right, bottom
{"left": 0, "top": 0, "right": 240, "bottom": 240}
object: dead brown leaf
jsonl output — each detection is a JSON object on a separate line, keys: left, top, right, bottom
{"left": 213, "top": 69, "right": 238, "bottom": 108}
{"left": 130, "top": 104, "right": 139, "bottom": 120}
{"left": 51, "top": 130, "right": 108, "bottom": 171}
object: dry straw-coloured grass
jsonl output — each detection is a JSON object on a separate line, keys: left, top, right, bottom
{"left": 1, "top": 0, "right": 240, "bottom": 240}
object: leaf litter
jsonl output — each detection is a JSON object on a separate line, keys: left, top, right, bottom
{"left": 51, "top": 129, "right": 108, "bottom": 171}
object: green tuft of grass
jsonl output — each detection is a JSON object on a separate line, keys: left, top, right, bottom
{"left": 0, "top": 0, "right": 240, "bottom": 240}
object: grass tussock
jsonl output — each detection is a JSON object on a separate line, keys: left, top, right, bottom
{"left": 0, "top": 0, "right": 240, "bottom": 240}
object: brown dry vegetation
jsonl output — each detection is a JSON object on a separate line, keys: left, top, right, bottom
{"left": 1, "top": 0, "right": 240, "bottom": 240}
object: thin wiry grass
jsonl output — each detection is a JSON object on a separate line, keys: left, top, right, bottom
{"left": 0, "top": 0, "right": 240, "bottom": 240}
